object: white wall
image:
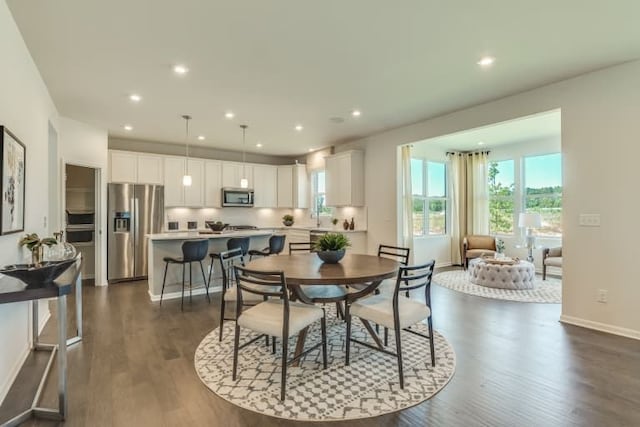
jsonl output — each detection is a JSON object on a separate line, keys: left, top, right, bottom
{"left": 59, "top": 117, "right": 108, "bottom": 286}
{"left": 0, "top": 0, "right": 58, "bottom": 402}
{"left": 338, "top": 59, "right": 640, "bottom": 339}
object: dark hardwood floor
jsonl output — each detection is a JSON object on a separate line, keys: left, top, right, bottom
{"left": 2, "top": 271, "right": 639, "bottom": 427}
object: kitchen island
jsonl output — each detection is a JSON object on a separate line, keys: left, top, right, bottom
{"left": 146, "top": 230, "right": 273, "bottom": 302}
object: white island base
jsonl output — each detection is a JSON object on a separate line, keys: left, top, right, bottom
{"left": 146, "top": 231, "right": 272, "bottom": 302}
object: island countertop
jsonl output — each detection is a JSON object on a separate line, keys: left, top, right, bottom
{"left": 146, "top": 230, "right": 273, "bottom": 241}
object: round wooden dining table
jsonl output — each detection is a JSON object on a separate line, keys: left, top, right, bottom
{"left": 246, "top": 253, "right": 400, "bottom": 362}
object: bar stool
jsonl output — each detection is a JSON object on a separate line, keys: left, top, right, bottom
{"left": 227, "top": 237, "right": 250, "bottom": 256}
{"left": 160, "top": 239, "right": 210, "bottom": 311}
{"left": 208, "top": 236, "right": 251, "bottom": 290}
{"left": 248, "top": 235, "right": 286, "bottom": 260}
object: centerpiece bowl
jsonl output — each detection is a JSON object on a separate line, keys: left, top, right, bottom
{"left": 0, "top": 258, "right": 76, "bottom": 289}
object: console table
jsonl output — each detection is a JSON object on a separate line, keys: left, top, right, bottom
{"left": 0, "top": 257, "right": 82, "bottom": 427}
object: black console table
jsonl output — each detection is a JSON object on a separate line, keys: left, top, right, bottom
{"left": 0, "top": 257, "right": 82, "bottom": 427}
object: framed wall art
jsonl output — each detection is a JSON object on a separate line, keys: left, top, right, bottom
{"left": 0, "top": 126, "right": 26, "bottom": 235}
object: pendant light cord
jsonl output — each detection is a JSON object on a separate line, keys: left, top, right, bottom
{"left": 182, "top": 114, "right": 192, "bottom": 174}
{"left": 241, "top": 124, "right": 248, "bottom": 178}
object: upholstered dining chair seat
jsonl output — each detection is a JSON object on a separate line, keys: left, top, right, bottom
{"left": 223, "top": 285, "right": 279, "bottom": 302}
{"left": 350, "top": 294, "right": 431, "bottom": 330}
{"left": 238, "top": 300, "right": 324, "bottom": 338}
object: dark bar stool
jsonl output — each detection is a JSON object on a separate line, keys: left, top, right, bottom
{"left": 248, "top": 235, "right": 286, "bottom": 260}
{"left": 160, "top": 239, "right": 210, "bottom": 311}
{"left": 208, "top": 236, "right": 251, "bottom": 287}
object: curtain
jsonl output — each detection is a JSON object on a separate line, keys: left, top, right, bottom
{"left": 467, "top": 152, "right": 489, "bottom": 235}
{"left": 400, "top": 145, "right": 414, "bottom": 263}
{"left": 447, "top": 153, "right": 466, "bottom": 264}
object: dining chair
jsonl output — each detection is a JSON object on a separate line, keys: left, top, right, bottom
{"left": 160, "top": 239, "right": 210, "bottom": 311}
{"left": 208, "top": 236, "right": 251, "bottom": 292}
{"left": 248, "top": 234, "right": 286, "bottom": 260}
{"left": 232, "top": 265, "right": 327, "bottom": 401}
{"left": 348, "top": 244, "right": 411, "bottom": 295}
{"left": 345, "top": 260, "right": 436, "bottom": 389}
{"left": 289, "top": 241, "right": 347, "bottom": 319}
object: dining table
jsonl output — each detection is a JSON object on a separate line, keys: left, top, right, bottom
{"left": 245, "top": 253, "right": 400, "bottom": 361}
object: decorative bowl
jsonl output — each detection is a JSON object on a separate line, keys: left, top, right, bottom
{"left": 0, "top": 259, "right": 76, "bottom": 289}
{"left": 205, "top": 221, "right": 229, "bottom": 232}
{"left": 316, "top": 249, "right": 346, "bottom": 264}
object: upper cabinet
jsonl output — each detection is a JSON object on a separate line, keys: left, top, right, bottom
{"left": 204, "top": 160, "right": 222, "bottom": 208}
{"left": 109, "top": 151, "right": 163, "bottom": 184}
{"left": 253, "top": 165, "right": 278, "bottom": 207}
{"left": 184, "top": 159, "right": 204, "bottom": 207}
{"left": 325, "top": 150, "right": 364, "bottom": 207}
{"left": 163, "top": 157, "right": 185, "bottom": 207}
{"left": 222, "top": 162, "right": 253, "bottom": 189}
{"left": 277, "top": 164, "right": 308, "bottom": 208}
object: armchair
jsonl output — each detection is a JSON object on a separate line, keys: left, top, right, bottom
{"left": 463, "top": 235, "right": 497, "bottom": 269}
{"left": 542, "top": 247, "right": 562, "bottom": 280}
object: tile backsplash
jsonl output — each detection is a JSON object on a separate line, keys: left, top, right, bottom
{"left": 164, "top": 207, "right": 368, "bottom": 231}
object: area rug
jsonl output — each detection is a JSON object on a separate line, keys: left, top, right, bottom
{"left": 194, "top": 307, "right": 456, "bottom": 421}
{"left": 433, "top": 270, "right": 561, "bottom": 303}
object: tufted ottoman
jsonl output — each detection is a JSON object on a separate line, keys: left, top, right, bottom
{"left": 468, "top": 259, "right": 535, "bottom": 289}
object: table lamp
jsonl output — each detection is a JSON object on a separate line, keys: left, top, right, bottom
{"left": 518, "top": 213, "right": 542, "bottom": 262}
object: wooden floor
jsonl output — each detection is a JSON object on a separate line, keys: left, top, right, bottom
{"left": 2, "top": 271, "right": 640, "bottom": 427}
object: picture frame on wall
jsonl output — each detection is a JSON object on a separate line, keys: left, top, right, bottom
{"left": 0, "top": 126, "right": 26, "bottom": 235}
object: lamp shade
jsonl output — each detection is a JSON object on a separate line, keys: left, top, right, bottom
{"left": 518, "top": 212, "right": 542, "bottom": 228}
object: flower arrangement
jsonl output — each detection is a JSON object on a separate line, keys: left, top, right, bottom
{"left": 19, "top": 233, "right": 57, "bottom": 265}
{"left": 496, "top": 238, "right": 505, "bottom": 254}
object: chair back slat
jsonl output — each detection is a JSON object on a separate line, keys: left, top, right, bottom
{"left": 378, "top": 244, "right": 410, "bottom": 265}
{"left": 392, "top": 260, "right": 435, "bottom": 306}
{"left": 233, "top": 265, "right": 288, "bottom": 300}
{"left": 289, "top": 242, "right": 313, "bottom": 254}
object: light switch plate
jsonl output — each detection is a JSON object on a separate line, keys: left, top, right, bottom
{"left": 579, "top": 214, "right": 601, "bottom": 227}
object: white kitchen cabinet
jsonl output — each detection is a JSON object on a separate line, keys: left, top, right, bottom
{"left": 325, "top": 150, "right": 364, "bottom": 207}
{"left": 109, "top": 151, "right": 137, "bottom": 183}
{"left": 222, "top": 162, "right": 253, "bottom": 189}
{"left": 253, "top": 165, "right": 278, "bottom": 207}
{"left": 163, "top": 157, "right": 185, "bottom": 206}
{"left": 277, "top": 164, "right": 308, "bottom": 208}
{"left": 184, "top": 159, "right": 204, "bottom": 207}
{"left": 136, "top": 154, "right": 164, "bottom": 185}
{"left": 204, "top": 160, "right": 222, "bottom": 207}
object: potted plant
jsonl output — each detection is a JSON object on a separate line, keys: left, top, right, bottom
{"left": 19, "top": 233, "right": 57, "bottom": 265}
{"left": 495, "top": 238, "right": 506, "bottom": 258}
{"left": 282, "top": 214, "right": 294, "bottom": 226}
{"left": 331, "top": 218, "right": 339, "bottom": 228}
{"left": 314, "top": 233, "right": 350, "bottom": 263}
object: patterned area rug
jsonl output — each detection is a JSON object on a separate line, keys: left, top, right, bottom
{"left": 194, "top": 307, "right": 456, "bottom": 421}
{"left": 434, "top": 270, "right": 562, "bottom": 303}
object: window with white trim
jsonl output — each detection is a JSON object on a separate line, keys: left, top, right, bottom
{"left": 312, "top": 170, "right": 332, "bottom": 216}
{"left": 412, "top": 159, "right": 447, "bottom": 236}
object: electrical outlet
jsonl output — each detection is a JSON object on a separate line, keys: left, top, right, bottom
{"left": 579, "top": 214, "right": 601, "bottom": 227}
{"left": 597, "top": 289, "right": 608, "bottom": 303}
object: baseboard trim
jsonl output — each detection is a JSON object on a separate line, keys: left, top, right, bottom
{"left": 560, "top": 315, "right": 640, "bottom": 341}
{"left": 436, "top": 261, "right": 452, "bottom": 268}
{"left": 0, "top": 341, "right": 29, "bottom": 404}
{"left": 148, "top": 285, "right": 222, "bottom": 302}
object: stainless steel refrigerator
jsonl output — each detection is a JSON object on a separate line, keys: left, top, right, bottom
{"left": 108, "top": 184, "right": 164, "bottom": 282}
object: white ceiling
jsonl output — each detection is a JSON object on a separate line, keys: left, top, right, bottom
{"left": 7, "top": 1, "right": 640, "bottom": 156}
{"left": 423, "top": 110, "right": 561, "bottom": 152}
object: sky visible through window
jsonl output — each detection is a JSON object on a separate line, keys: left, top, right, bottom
{"left": 525, "top": 153, "right": 562, "bottom": 187}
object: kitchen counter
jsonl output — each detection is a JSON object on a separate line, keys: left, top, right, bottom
{"left": 263, "top": 226, "right": 367, "bottom": 233}
{"left": 146, "top": 230, "right": 272, "bottom": 302}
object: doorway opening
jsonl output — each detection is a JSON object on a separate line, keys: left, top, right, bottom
{"left": 64, "top": 164, "right": 99, "bottom": 285}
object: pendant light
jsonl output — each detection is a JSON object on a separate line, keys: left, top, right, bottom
{"left": 240, "top": 124, "right": 248, "bottom": 188}
{"left": 182, "top": 115, "right": 192, "bottom": 186}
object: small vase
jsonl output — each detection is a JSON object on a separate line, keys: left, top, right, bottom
{"left": 31, "top": 246, "right": 43, "bottom": 266}
{"left": 343, "top": 220, "right": 349, "bottom": 230}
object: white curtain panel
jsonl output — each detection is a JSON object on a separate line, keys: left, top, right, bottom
{"left": 401, "top": 145, "right": 414, "bottom": 263}
{"left": 467, "top": 152, "right": 490, "bottom": 235}
{"left": 447, "top": 153, "right": 466, "bottom": 265}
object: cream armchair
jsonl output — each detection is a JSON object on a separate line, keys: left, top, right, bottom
{"left": 542, "top": 247, "right": 562, "bottom": 280}
{"left": 463, "top": 235, "right": 497, "bottom": 269}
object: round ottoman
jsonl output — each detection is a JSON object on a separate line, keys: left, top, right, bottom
{"left": 468, "top": 259, "right": 535, "bottom": 289}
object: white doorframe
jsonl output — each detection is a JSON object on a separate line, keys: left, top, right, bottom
{"left": 61, "top": 159, "right": 104, "bottom": 286}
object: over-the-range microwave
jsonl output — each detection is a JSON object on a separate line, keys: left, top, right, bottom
{"left": 222, "top": 187, "right": 254, "bottom": 207}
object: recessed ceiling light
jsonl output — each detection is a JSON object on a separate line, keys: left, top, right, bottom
{"left": 129, "top": 94, "right": 142, "bottom": 102}
{"left": 352, "top": 109, "right": 361, "bottom": 117}
{"left": 477, "top": 56, "right": 495, "bottom": 67}
{"left": 478, "top": 141, "right": 485, "bottom": 146}
{"left": 295, "top": 124, "right": 304, "bottom": 131}
{"left": 197, "top": 135, "right": 205, "bottom": 141}
{"left": 225, "top": 111, "right": 235, "bottom": 119}
{"left": 173, "top": 64, "right": 189, "bottom": 75}
{"left": 256, "top": 143, "right": 263, "bottom": 148}
{"left": 124, "top": 125, "right": 133, "bottom": 131}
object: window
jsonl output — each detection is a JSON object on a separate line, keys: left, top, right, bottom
{"left": 411, "top": 159, "right": 447, "bottom": 236}
{"left": 488, "top": 160, "right": 515, "bottom": 234}
{"left": 524, "top": 153, "right": 562, "bottom": 236}
{"left": 312, "top": 170, "right": 332, "bottom": 216}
